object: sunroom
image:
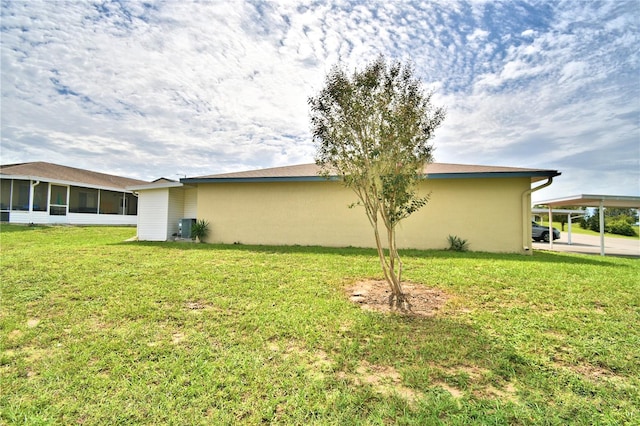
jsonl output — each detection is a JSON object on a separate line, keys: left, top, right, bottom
{"left": 0, "top": 162, "right": 147, "bottom": 225}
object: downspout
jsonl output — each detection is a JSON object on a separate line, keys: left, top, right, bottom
{"left": 522, "top": 177, "right": 554, "bottom": 253}
{"left": 30, "top": 180, "right": 40, "bottom": 212}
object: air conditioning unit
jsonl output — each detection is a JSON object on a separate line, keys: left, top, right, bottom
{"left": 180, "top": 218, "right": 196, "bottom": 238}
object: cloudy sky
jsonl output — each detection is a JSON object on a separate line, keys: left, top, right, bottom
{"left": 1, "top": 0, "right": 638, "bottom": 201}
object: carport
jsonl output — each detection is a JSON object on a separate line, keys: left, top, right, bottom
{"left": 536, "top": 194, "right": 640, "bottom": 256}
{"left": 532, "top": 207, "right": 586, "bottom": 245}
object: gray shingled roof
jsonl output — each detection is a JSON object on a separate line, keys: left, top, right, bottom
{"left": 0, "top": 162, "right": 148, "bottom": 190}
{"left": 185, "top": 162, "right": 560, "bottom": 183}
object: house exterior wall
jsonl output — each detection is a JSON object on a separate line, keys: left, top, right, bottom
{"left": 7, "top": 210, "right": 138, "bottom": 225}
{"left": 8, "top": 211, "right": 51, "bottom": 224}
{"left": 195, "top": 177, "right": 530, "bottom": 253}
{"left": 406, "top": 177, "right": 529, "bottom": 253}
{"left": 167, "top": 187, "right": 185, "bottom": 238}
{"left": 133, "top": 186, "right": 196, "bottom": 241}
{"left": 183, "top": 187, "right": 197, "bottom": 218}
{"left": 67, "top": 213, "right": 137, "bottom": 226}
{"left": 136, "top": 188, "right": 169, "bottom": 241}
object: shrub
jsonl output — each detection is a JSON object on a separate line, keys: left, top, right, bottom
{"left": 191, "top": 219, "right": 210, "bottom": 242}
{"left": 608, "top": 219, "right": 637, "bottom": 237}
{"left": 587, "top": 214, "right": 601, "bottom": 232}
{"left": 447, "top": 235, "right": 469, "bottom": 252}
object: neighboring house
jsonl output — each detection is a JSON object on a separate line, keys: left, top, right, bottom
{"left": 130, "top": 162, "right": 561, "bottom": 253}
{"left": 0, "top": 162, "right": 147, "bottom": 225}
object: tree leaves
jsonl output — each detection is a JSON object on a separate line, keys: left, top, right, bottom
{"left": 310, "top": 55, "right": 445, "bottom": 230}
{"left": 309, "top": 55, "right": 446, "bottom": 298}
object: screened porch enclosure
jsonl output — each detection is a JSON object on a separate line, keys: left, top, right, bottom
{"left": 0, "top": 178, "right": 138, "bottom": 225}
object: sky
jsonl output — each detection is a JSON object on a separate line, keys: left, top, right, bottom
{"left": 1, "top": 0, "right": 638, "bottom": 201}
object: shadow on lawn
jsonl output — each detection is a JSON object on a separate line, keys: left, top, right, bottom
{"left": 327, "top": 309, "right": 550, "bottom": 410}
{"left": 364, "top": 313, "right": 533, "bottom": 380}
{"left": 118, "top": 240, "right": 629, "bottom": 268}
{"left": 0, "top": 223, "right": 51, "bottom": 233}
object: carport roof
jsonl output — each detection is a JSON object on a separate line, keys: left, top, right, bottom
{"left": 535, "top": 194, "right": 639, "bottom": 256}
{"left": 183, "top": 162, "right": 560, "bottom": 183}
{"left": 537, "top": 194, "right": 640, "bottom": 208}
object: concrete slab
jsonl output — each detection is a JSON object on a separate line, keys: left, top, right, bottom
{"left": 533, "top": 233, "right": 640, "bottom": 258}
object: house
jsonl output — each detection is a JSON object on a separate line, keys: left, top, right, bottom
{"left": 129, "top": 162, "right": 561, "bottom": 253}
{"left": 126, "top": 178, "right": 198, "bottom": 241}
{"left": 0, "top": 162, "right": 147, "bottom": 225}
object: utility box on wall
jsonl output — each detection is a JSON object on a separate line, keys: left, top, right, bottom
{"left": 180, "top": 218, "right": 196, "bottom": 238}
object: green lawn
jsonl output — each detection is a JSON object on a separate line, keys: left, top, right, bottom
{"left": 541, "top": 221, "right": 640, "bottom": 239}
{"left": 1, "top": 225, "right": 638, "bottom": 425}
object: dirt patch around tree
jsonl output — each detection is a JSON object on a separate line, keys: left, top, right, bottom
{"left": 345, "top": 279, "right": 449, "bottom": 317}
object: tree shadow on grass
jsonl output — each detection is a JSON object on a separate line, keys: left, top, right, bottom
{"left": 335, "top": 311, "right": 543, "bottom": 409}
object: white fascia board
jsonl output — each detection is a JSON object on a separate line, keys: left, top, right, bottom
{"left": 127, "top": 182, "right": 184, "bottom": 191}
{"left": 537, "top": 194, "right": 640, "bottom": 208}
{"left": 532, "top": 208, "right": 586, "bottom": 214}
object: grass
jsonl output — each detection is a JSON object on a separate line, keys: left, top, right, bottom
{"left": 540, "top": 220, "right": 640, "bottom": 239}
{"left": 1, "top": 224, "right": 639, "bottom": 425}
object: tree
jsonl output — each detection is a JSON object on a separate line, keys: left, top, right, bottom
{"left": 606, "top": 208, "right": 638, "bottom": 223}
{"left": 582, "top": 208, "right": 638, "bottom": 236}
{"left": 309, "top": 56, "right": 446, "bottom": 308}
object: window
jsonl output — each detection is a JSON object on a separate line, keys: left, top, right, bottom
{"left": 50, "top": 206, "right": 67, "bottom": 216}
{"left": 11, "top": 180, "right": 30, "bottom": 211}
{"left": 0, "top": 180, "right": 10, "bottom": 210}
{"left": 125, "top": 193, "right": 138, "bottom": 215}
{"left": 99, "top": 190, "right": 122, "bottom": 215}
{"left": 69, "top": 186, "right": 98, "bottom": 214}
{"left": 33, "top": 182, "right": 48, "bottom": 212}
{"left": 50, "top": 185, "right": 67, "bottom": 216}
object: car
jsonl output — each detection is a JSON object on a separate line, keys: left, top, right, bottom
{"left": 532, "top": 221, "right": 560, "bottom": 242}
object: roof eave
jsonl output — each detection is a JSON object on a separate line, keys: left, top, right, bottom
{"left": 426, "top": 170, "right": 561, "bottom": 181}
{"left": 183, "top": 170, "right": 560, "bottom": 184}
{"left": 128, "top": 182, "right": 186, "bottom": 190}
{"left": 182, "top": 176, "right": 341, "bottom": 184}
{"left": 0, "top": 173, "right": 138, "bottom": 193}
{"left": 537, "top": 194, "right": 640, "bottom": 208}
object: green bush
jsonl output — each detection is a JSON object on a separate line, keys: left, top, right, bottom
{"left": 447, "top": 235, "right": 469, "bottom": 252}
{"left": 608, "top": 219, "right": 637, "bottom": 237}
{"left": 191, "top": 219, "right": 210, "bottom": 241}
{"left": 586, "top": 214, "right": 601, "bottom": 232}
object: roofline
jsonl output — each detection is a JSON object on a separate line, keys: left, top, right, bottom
{"left": 426, "top": 170, "right": 560, "bottom": 180}
{"left": 127, "top": 182, "right": 186, "bottom": 190}
{"left": 182, "top": 176, "right": 341, "bottom": 184}
{"left": 182, "top": 170, "right": 560, "bottom": 184}
{"left": 537, "top": 194, "right": 640, "bottom": 208}
{"left": 0, "top": 174, "right": 137, "bottom": 193}
{"left": 532, "top": 208, "right": 587, "bottom": 214}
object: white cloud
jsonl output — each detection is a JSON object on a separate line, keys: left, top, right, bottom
{"left": 467, "top": 28, "right": 489, "bottom": 42}
{"left": 0, "top": 0, "right": 638, "bottom": 199}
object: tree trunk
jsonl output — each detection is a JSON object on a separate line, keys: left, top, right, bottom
{"left": 360, "top": 191, "right": 409, "bottom": 311}
{"left": 386, "top": 225, "right": 408, "bottom": 310}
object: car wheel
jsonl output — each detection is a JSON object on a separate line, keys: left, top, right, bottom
{"left": 542, "top": 232, "right": 549, "bottom": 242}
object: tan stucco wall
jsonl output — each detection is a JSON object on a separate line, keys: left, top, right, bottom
{"left": 196, "top": 177, "right": 531, "bottom": 253}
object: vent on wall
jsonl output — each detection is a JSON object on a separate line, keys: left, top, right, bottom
{"left": 180, "top": 218, "right": 196, "bottom": 238}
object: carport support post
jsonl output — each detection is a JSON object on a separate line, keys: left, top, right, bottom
{"left": 599, "top": 200, "right": 605, "bottom": 256}
{"left": 548, "top": 206, "right": 553, "bottom": 249}
{"left": 567, "top": 214, "right": 572, "bottom": 245}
